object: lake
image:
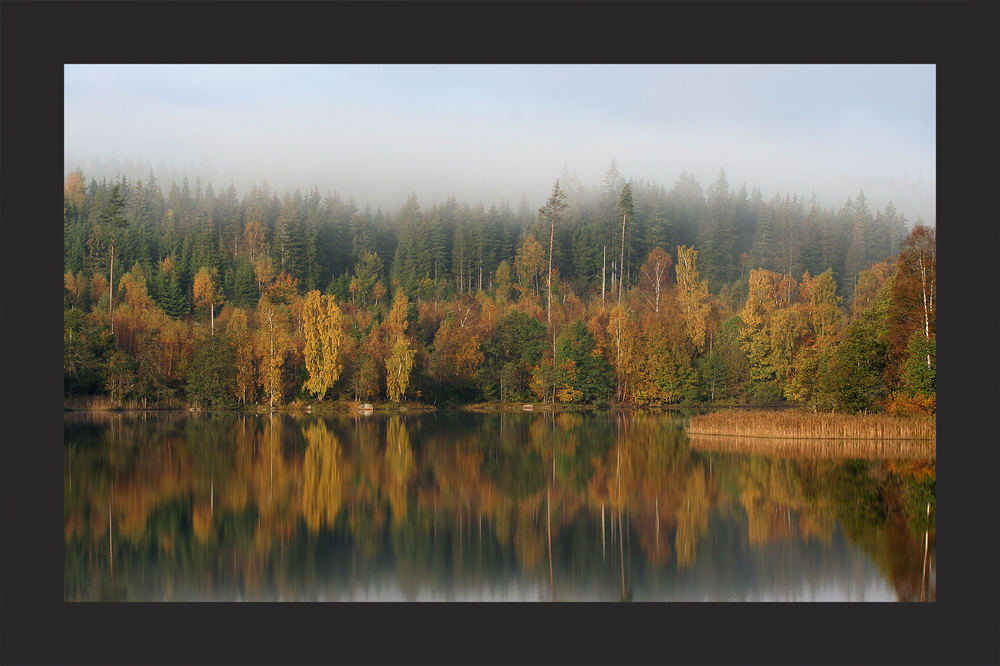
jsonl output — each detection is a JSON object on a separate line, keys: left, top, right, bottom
{"left": 64, "top": 410, "right": 935, "bottom": 602}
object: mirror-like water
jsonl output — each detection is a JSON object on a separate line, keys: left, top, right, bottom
{"left": 64, "top": 410, "right": 935, "bottom": 602}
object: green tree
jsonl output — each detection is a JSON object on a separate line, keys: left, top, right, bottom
{"left": 185, "top": 332, "right": 236, "bottom": 408}
{"left": 901, "top": 330, "right": 935, "bottom": 397}
{"left": 479, "top": 310, "right": 547, "bottom": 401}
{"left": 886, "top": 225, "right": 935, "bottom": 389}
{"left": 553, "top": 320, "right": 614, "bottom": 404}
{"left": 698, "top": 169, "right": 735, "bottom": 291}
{"left": 351, "top": 251, "right": 383, "bottom": 307}
{"left": 829, "top": 317, "right": 886, "bottom": 415}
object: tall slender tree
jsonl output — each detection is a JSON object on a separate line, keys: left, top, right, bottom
{"left": 539, "top": 180, "right": 567, "bottom": 326}
{"left": 617, "top": 183, "right": 634, "bottom": 305}
{"left": 99, "top": 184, "right": 128, "bottom": 335}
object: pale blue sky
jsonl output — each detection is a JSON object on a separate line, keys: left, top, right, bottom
{"left": 64, "top": 64, "right": 935, "bottom": 217}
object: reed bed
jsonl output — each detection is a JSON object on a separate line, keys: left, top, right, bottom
{"left": 63, "top": 394, "right": 187, "bottom": 411}
{"left": 688, "top": 433, "right": 935, "bottom": 461}
{"left": 688, "top": 409, "right": 935, "bottom": 441}
{"left": 64, "top": 394, "right": 117, "bottom": 411}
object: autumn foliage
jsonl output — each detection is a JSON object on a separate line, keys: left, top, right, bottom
{"left": 63, "top": 173, "right": 934, "bottom": 414}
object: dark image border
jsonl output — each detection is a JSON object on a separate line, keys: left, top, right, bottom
{"left": 2, "top": 1, "right": 997, "bottom": 664}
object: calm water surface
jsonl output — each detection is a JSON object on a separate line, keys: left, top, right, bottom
{"left": 64, "top": 410, "right": 935, "bottom": 601}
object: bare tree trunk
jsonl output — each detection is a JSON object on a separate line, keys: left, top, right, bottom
{"left": 210, "top": 303, "right": 215, "bottom": 336}
{"left": 619, "top": 213, "right": 626, "bottom": 305}
{"left": 109, "top": 241, "right": 115, "bottom": 336}
{"left": 602, "top": 246, "right": 606, "bottom": 309}
{"left": 269, "top": 315, "right": 275, "bottom": 409}
{"left": 654, "top": 267, "right": 660, "bottom": 313}
{"left": 919, "top": 251, "right": 931, "bottom": 369}
{"left": 547, "top": 213, "right": 555, "bottom": 326}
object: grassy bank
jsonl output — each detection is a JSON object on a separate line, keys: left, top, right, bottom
{"left": 688, "top": 409, "right": 935, "bottom": 441}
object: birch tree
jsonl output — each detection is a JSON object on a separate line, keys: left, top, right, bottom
{"left": 676, "top": 245, "right": 711, "bottom": 352}
{"left": 302, "top": 290, "right": 345, "bottom": 400}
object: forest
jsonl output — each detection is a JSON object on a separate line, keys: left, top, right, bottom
{"left": 63, "top": 162, "right": 936, "bottom": 414}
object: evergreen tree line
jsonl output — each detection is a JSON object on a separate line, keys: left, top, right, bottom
{"left": 63, "top": 164, "right": 934, "bottom": 413}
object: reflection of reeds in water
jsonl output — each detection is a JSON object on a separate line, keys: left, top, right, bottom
{"left": 688, "top": 410, "right": 935, "bottom": 441}
{"left": 688, "top": 434, "right": 935, "bottom": 460}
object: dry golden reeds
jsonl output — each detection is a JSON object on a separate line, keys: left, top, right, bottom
{"left": 64, "top": 394, "right": 117, "bottom": 411}
{"left": 688, "top": 409, "right": 935, "bottom": 441}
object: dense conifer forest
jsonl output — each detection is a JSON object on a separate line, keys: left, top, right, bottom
{"left": 63, "top": 163, "right": 935, "bottom": 414}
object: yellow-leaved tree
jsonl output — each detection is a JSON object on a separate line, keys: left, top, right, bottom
{"left": 385, "top": 291, "right": 416, "bottom": 403}
{"left": 192, "top": 265, "right": 223, "bottom": 335}
{"left": 226, "top": 308, "right": 256, "bottom": 405}
{"left": 255, "top": 296, "right": 291, "bottom": 408}
{"left": 740, "top": 268, "right": 783, "bottom": 384}
{"left": 798, "top": 269, "right": 842, "bottom": 340}
{"left": 606, "top": 304, "right": 637, "bottom": 402}
{"left": 301, "top": 290, "right": 345, "bottom": 400}
{"left": 675, "top": 245, "right": 711, "bottom": 352}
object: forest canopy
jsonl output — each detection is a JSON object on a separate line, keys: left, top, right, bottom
{"left": 63, "top": 164, "right": 935, "bottom": 414}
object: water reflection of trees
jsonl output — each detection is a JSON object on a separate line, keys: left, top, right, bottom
{"left": 64, "top": 411, "right": 935, "bottom": 601}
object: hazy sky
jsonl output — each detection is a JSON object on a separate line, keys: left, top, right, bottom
{"left": 64, "top": 64, "right": 935, "bottom": 219}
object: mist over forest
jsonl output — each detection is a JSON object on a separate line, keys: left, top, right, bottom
{"left": 64, "top": 157, "right": 935, "bottom": 413}
{"left": 63, "top": 154, "right": 935, "bottom": 227}
{"left": 64, "top": 65, "right": 935, "bottom": 225}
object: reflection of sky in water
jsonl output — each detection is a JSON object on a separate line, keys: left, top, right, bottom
{"left": 147, "top": 520, "right": 904, "bottom": 602}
